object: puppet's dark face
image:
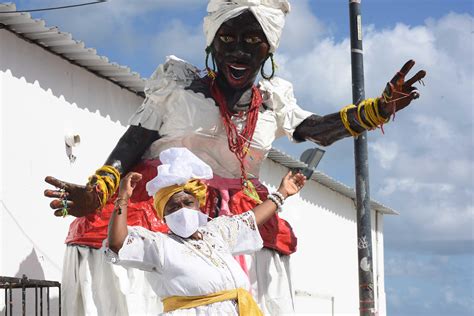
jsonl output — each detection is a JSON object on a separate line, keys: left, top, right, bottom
{"left": 212, "top": 11, "right": 270, "bottom": 91}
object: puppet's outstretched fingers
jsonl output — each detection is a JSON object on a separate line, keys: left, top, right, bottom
{"left": 50, "top": 199, "right": 74, "bottom": 209}
{"left": 408, "top": 86, "right": 420, "bottom": 100}
{"left": 44, "top": 176, "right": 69, "bottom": 191}
{"left": 53, "top": 201, "right": 75, "bottom": 217}
{"left": 404, "top": 70, "right": 427, "bottom": 87}
{"left": 390, "top": 60, "right": 415, "bottom": 86}
{"left": 44, "top": 189, "right": 69, "bottom": 199}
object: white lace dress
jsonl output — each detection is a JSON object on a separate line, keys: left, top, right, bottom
{"left": 106, "top": 211, "right": 263, "bottom": 315}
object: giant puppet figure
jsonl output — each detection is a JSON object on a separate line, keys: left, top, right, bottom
{"left": 44, "top": 0, "right": 426, "bottom": 314}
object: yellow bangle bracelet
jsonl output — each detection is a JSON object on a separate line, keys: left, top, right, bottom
{"left": 374, "top": 98, "right": 390, "bottom": 124}
{"left": 97, "top": 165, "right": 120, "bottom": 190}
{"left": 339, "top": 104, "right": 360, "bottom": 137}
{"left": 357, "top": 100, "right": 373, "bottom": 130}
{"left": 88, "top": 165, "right": 121, "bottom": 209}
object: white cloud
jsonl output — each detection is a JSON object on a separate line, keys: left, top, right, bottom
{"left": 19, "top": 0, "right": 202, "bottom": 16}
{"left": 411, "top": 115, "right": 454, "bottom": 141}
{"left": 408, "top": 286, "right": 421, "bottom": 296}
{"left": 274, "top": 11, "right": 474, "bottom": 244}
{"left": 22, "top": 0, "right": 206, "bottom": 75}
{"left": 277, "top": 37, "right": 353, "bottom": 111}
{"left": 385, "top": 254, "right": 446, "bottom": 277}
{"left": 378, "top": 177, "right": 455, "bottom": 196}
{"left": 385, "top": 250, "right": 473, "bottom": 313}
{"left": 279, "top": 0, "right": 326, "bottom": 55}
{"left": 369, "top": 140, "right": 399, "bottom": 169}
{"left": 151, "top": 19, "right": 205, "bottom": 67}
{"left": 442, "top": 285, "right": 474, "bottom": 310}
{"left": 426, "top": 13, "right": 474, "bottom": 72}
{"left": 103, "top": 0, "right": 203, "bottom": 14}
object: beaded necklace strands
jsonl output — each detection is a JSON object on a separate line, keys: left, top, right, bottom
{"left": 208, "top": 75, "right": 263, "bottom": 202}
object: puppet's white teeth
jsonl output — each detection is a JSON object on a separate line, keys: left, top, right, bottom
{"left": 230, "top": 65, "right": 247, "bottom": 71}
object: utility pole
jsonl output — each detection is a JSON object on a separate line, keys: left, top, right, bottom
{"left": 348, "top": 1, "right": 375, "bottom": 315}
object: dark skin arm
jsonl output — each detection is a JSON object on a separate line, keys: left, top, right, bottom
{"left": 105, "top": 125, "right": 160, "bottom": 175}
{"left": 44, "top": 125, "right": 159, "bottom": 217}
{"left": 293, "top": 60, "right": 426, "bottom": 146}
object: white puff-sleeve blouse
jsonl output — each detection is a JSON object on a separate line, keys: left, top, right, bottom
{"left": 105, "top": 211, "right": 263, "bottom": 315}
{"left": 129, "top": 55, "right": 313, "bottom": 179}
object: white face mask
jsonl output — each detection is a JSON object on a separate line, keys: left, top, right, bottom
{"left": 165, "top": 208, "right": 209, "bottom": 238}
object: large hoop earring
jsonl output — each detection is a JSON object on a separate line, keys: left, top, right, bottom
{"left": 205, "top": 47, "right": 217, "bottom": 79}
{"left": 260, "top": 53, "right": 275, "bottom": 80}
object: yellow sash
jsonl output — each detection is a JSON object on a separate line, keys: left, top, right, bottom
{"left": 162, "top": 288, "right": 263, "bottom": 315}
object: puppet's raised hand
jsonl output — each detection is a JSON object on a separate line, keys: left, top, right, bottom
{"left": 380, "top": 60, "right": 426, "bottom": 117}
{"left": 44, "top": 176, "right": 100, "bottom": 217}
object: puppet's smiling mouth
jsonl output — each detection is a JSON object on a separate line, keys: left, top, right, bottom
{"left": 228, "top": 64, "right": 248, "bottom": 79}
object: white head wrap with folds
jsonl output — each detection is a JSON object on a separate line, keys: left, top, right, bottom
{"left": 203, "top": 0, "right": 291, "bottom": 53}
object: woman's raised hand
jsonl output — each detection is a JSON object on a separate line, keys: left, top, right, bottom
{"left": 44, "top": 176, "right": 100, "bottom": 217}
{"left": 117, "top": 172, "right": 143, "bottom": 200}
{"left": 380, "top": 60, "right": 427, "bottom": 116}
{"left": 277, "top": 171, "right": 306, "bottom": 198}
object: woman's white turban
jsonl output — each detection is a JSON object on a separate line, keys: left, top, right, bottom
{"left": 203, "top": 0, "right": 291, "bottom": 53}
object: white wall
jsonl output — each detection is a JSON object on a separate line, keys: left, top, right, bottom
{"left": 259, "top": 159, "right": 386, "bottom": 315}
{"left": 0, "top": 29, "right": 143, "bottom": 286}
{"left": 375, "top": 211, "right": 387, "bottom": 315}
{"left": 0, "top": 37, "right": 4, "bottom": 278}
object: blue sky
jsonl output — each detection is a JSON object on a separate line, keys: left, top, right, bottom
{"left": 10, "top": 0, "right": 474, "bottom": 315}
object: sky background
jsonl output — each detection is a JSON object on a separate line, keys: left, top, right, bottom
{"left": 9, "top": 0, "right": 474, "bottom": 315}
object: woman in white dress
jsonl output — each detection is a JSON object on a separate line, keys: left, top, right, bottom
{"left": 106, "top": 148, "right": 306, "bottom": 315}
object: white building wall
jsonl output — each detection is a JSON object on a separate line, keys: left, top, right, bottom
{"left": 259, "top": 159, "right": 385, "bottom": 315}
{"left": 0, "top": 37, "right": 4, "bottom": 278}
{"left": 0, "top": 29, "right": 143, "bottom": 286}
{"left": 375, "top": 211, "right": 387, "bottom": 315}
{"left": 0, "top": 27, "right": 386, "bottom": 315}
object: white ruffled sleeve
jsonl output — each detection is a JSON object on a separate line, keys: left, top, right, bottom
{"left": 128, "top": 55, "right": 201, "bottom": 131}
{"left": 205, "top": 211, "right": 263, "bottom": 256}
{"left": 104, "top": 226, "right": 165, "bottom": 272}
{"left": 259, "top": 77, "right": 313, "bottom": 141}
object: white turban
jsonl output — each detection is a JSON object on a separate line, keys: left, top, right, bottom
{"left": 146, "top": 147, "right": 213, "bottom": 197}
{"left": 203, "top": 0, "right": 291, "bottom": 53}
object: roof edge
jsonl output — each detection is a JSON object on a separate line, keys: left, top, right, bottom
{"left": 0, "top": 3, "right": 146, "bottom": 96}
{"left": 267, "top": 148, "right": 399, "bottom": 215}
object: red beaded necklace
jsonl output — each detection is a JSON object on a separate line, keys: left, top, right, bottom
{"left": 209, "top": 76, "right": 263, "bottom": 187}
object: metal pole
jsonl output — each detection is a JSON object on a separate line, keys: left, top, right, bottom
{"left": 348, "top": 1, "right": 375, "bottom": 315}
{"left": 8, "top": 285, "right": 12, "bottom": 316}
{"left": 58, "top": 284, "right": 61, "bottom": 316}
{"left": 40, "top": 287, "right": 43, "bottom": 316}
{"left": 35, "top": 287, "right": 38, "bottom": 316}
